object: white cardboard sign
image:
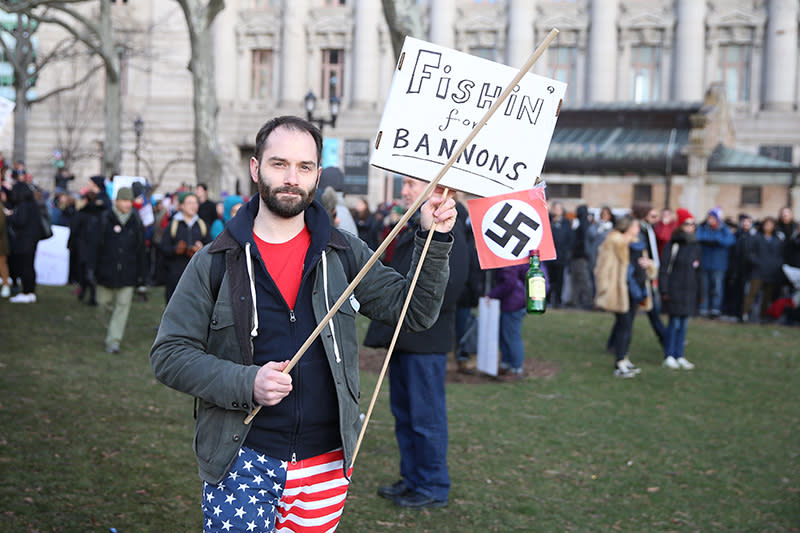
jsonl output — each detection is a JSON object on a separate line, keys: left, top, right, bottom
{"left": 370, "top": 37, "right": 566, "bottom": 198}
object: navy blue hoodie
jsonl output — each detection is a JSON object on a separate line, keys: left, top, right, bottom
{"left": 228, "top": 195, "right": 340, "bottom": 462}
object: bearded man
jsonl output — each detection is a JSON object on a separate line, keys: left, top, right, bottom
{"left": 150, "top": 115, "right": 458, "bottom": 531}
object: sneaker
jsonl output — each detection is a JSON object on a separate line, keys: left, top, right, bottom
{"left": 0, "top": 285, "right": 9, "bottom": 298}
{"left": 614, "top": 366, "right": 636, "bottom": 378}
{"left": 676, "top": 357, "right": 695, "bottom": 370}
{"left": 662, "top": 355, "right": 680, "bottom": 370}
{"left": 621, "top": 357, "right": 642, "bottom": 374}
{"left": 9, "top": 293, "right": 35, "bottom": 303}
{"left": 105, "top": 344, "right": 120, "bottom": 354}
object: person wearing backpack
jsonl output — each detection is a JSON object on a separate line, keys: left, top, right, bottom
{"left": 150, "top": 116, "right": 456, "bottom": 532}
{"left": 659, "top": 208, "right": 701, "bottom": 370}
{"left": 159, "top": 191, "right": 210, "bottom": 303}
{"left": 89, "top": 187, "right": 147, "bottom": 353}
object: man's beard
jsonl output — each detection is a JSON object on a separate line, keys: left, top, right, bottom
{"left": 258, "top": 174, "right": 316, "bottom": 219}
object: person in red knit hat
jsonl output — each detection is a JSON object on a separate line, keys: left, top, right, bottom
{"left": 659, "top": 208, "right": 701, "bottom": 370}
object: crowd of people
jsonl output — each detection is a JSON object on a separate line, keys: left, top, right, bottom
{"left": 3, "top": 116, "right": 800, "bottom": 528}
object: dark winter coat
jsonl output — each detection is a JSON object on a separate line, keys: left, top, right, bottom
{"left": 659, "top": 230, "right": 702, "bottom": 317}
{"left": 364, "top": 211, "right": 469, "bottom": 353}
{"left": 549, "top": 214, "right": 574, "bottom": 266}
{"left": 7, "top": 182, "right": 41, "bottom": 254}
{"left": 748, "top": 232, "right": 785, "bottom": 283}
{"left": 69, "top": 196, "right": 109, "bottom": 267}
{"left": 785, "top": 229, "right": 800, "bottom": 268}
{"left": 160, "top": 214, "right": 211, "bottom": 292}
{"left": 92, "top": 208, "right": 147, "bottom": 288}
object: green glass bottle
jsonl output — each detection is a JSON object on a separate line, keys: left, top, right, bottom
{"left": 526, "top": 249, "right": 546, "bottom": 314}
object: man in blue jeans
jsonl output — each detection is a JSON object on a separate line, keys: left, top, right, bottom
{"left": 696, "top": 207, "right": 735, "bottom": 317}
{"left": 364, "top": 177, "right": 468, "bottom": 509}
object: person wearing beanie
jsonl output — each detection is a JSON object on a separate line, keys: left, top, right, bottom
{"left": 659, "top": 209, "right": 701, "bottom": 370}
{"left": 696, "top": 205, "right": 735, "bottom": 317}
{"left": 90, "top": 187, "right": 146, "bottom": 353}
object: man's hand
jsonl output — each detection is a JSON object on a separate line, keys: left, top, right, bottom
{"left": 253, "top": 360, "right": 292, "bottom": 407}
{"left": 420, "top": 186, "right": 457, "bottom": 233}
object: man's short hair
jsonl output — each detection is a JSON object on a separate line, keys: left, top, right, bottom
{"left": 196, "top": 183, "right": 208, "bottom": 192}
{"left": 253, "top": 116, "right": 323, "bottom": 166}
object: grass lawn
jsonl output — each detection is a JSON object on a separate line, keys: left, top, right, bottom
{"left": 1, "top": 285, "right": 798, "bottom": 531}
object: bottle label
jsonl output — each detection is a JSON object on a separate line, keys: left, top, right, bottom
{"left": 528, "top": 277, "right": 546, "bottom": 300}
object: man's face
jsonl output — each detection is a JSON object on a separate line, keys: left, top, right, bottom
{"left": 195, "top": 186, "right": 207, "bottom": 203}
{"left": 181, "top": 195, "right": 199, "bottom": 218}
{"left": 251, "top": 126, "right": 320, "bottom": 218}
{"left": 116, "top": 198, "right": 133, "bottom": 215}
{"left": 400, "top": 177, "right": 428, "bottom": 209}
{"left": 645, "top": 209, "right": 659, "bottom": 225}
{"left": 741, "top": 217, "right": 752, "bottom": 231}
{"left": 708, "top": 216, "right": 719, "bottom": 229}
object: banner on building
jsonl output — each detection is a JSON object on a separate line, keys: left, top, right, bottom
{"left": 343, "top": 139, "right": 370, "bottom": 194}
{"left": 370, "top": 37, "right": 566, "bottom": 198}
{"left": 467, "top": 187, "right": 555, "bottom": 270}
{"left": 0, "top": 95, "right": 14, "bottom": 133}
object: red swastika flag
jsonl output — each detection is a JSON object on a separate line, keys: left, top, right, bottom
{"left": 467, "top": 188, "right": 556, "bottom": 270}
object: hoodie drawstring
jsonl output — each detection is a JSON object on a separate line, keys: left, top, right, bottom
{"left": 245, "top": 242, "right": 259, "bottom": 337}
{"left": 321, "top": 251, "right": 341, "bottom": 363}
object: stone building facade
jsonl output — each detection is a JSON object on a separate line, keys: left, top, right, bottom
{"left": 4, "top": 0, "right": 799, "bottom": 219}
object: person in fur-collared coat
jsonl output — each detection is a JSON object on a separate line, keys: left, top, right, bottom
{"left": 594, "top": 215, "right": 657, "bottom": 377}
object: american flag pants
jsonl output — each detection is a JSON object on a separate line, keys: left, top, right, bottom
{"left": 202, "top": 446, "right": 351, "bottom": 532}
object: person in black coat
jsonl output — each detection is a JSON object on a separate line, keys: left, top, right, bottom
{"left": 659, "top": 208, "right": 701, "bottom": 370}
{"left": 723, "top": 214, "right": 756, "bottom": 319}
{"left": 742, "top": 216, "right": 785, "bottom": 323}
{"left": 160, "top": 192, "right": 211, "bottom": 303}
{"left": 366, "top": 177, "right": 467, "bottom": 510}
{"left": 68, "top": 176, "right": 111, "bottom": 304}
{"left": 545, "top": 201, "right": 574, "bottom": 308}
{"left": 90, "top": 187, "right": 147, "bottom": 353}
{"left": 6, "top": 180, "right": 42, "bottom": 302}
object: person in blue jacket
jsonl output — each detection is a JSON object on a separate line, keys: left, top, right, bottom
{"left": 695, "top": 206, "right": 735, "bottom": 317}
{"left": 210, "top": 194, "right": 243, "bottom": 239}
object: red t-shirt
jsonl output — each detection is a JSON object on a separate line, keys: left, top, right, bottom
{"left": 253, "top": 227, "right": 311, "bottom": 309}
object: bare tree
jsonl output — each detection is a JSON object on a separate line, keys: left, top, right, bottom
{"left": 173, "top": 0, "right": 224, "bottom": 198}
{"left": 1, "top": 0, "right": 131, "bottom": 177}
{"left": 381, "top": 0, "right": 423, "bottom": 60}
{"left": 0, "top": 7, "right": 101, "bottom": 164}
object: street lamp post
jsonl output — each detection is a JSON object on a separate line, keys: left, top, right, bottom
{"left": 304, "top": 90, "right": 340, "bottom": 135}
{"left": 133, "top": 116, "right": 144, "bottom": 176}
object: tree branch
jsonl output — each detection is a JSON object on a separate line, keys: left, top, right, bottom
{"left": 28, "top": 62, "right": 102, "bottom": 104}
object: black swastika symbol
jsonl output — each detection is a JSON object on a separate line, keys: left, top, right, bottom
{"left": 484, "top": 203, "right": 540, "bottom": 256}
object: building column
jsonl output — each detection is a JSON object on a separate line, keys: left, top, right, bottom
{"left": 763, "top": 0, "right": 799, "bottom": 111}
{"left": 279, "top": 0, "right": 307, "bottom": 108}
{"left": 351, "top": 0, "right": 381, "bottom": 110}
{"left": 429, "top": 0, "right": 455, "bottom": 48}
{"left": 506, "top": 0, "right": 535, "bottom": 68}
{"left": 586, "top": 0, "right": 618, "bottom": 103}
{"left": 673, "top": 0, "right": 706, "bottom": 102}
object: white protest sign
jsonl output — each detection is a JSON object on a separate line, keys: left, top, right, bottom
{"left": 111, "top": 175, "right": 147, "bottom": 199}
{"left": 370, "top": 37, "right": 566, "bottom": 198}
{"left": 34, "top": 225, "right": 70, "bottom": 286}
{"left": 0, "top": 95, "right": 15, "bottom": 133}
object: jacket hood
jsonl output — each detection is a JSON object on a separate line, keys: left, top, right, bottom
{"left": 222, "top": 195, "right": 243, "bottom": 222}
